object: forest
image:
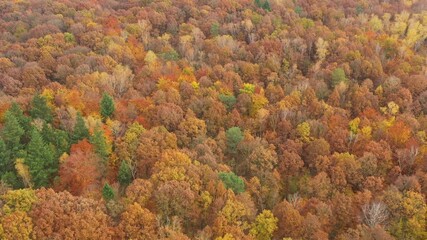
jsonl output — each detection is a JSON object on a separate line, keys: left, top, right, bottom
{"left": 0, "top": 0, "right": 426, "bottom": 239}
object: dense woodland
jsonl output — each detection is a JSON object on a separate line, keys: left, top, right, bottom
{"left": 0, "top": 0, "right": 426, "bottom": 239}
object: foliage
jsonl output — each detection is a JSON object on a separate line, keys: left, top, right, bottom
{"left": 218, "top": 172, "right": 245, "bottom": 194}
{"left": 102, "top": 183, "right": 115, "bottom": 201}
{"left": 100, "top": 93, "right": 115, "bottom": 121}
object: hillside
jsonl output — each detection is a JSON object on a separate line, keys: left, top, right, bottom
{"left": 0, "top": 0, "right": 426, "bottom": 239}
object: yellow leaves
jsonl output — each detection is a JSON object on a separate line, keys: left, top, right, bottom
{"left": 296, "top": 122, "right": 311, "bottom": 142}
{"left": 219, "top": 198, "right": 249, "bottom": 227}
{"left": 177, "top": 67, "right": 197, "bottom": 83}
{"left": 200, "top": 191, "right": 213, "bottom": 210}
{"left": 403, "top": 18, "right": 426, "bottom": 49}
{"left": 144, "top": 50, "right": 158, "bottom": 66}
{"left": 215, "top": 233, "right": 236, "bottom": 240}
{"left": 402, "top": 191, "right": 426, "bottom": 218}
{"left": 349, "top": 117, "right": 361, "bottom": 134}
{"left": 403, "top": 0, "right": 418, "bottom": 7}
{"left": 15, "top": 159, "right": 32, "bottom": 188}
{"left": 361, "top": 126, "right": 372, "bottom": 138}
{"left": 0, "top": 210, "right": 33, "bottom": 240}
{"left": 41, "top": 88, "right": 55, "bottom": 109}
{"left": 152, "top": 150, "right": 192, "bottom": 184}
{"left": 316, "top": 37, "right": 329, "bottom": 61}
{"left": 249, "top": 210, "right": 278, "bottom": 240}
{"left": 380, "top": 101, "right": 399, "bottom": 115}
{"left": 381, "top": 116, "right": 395, "bottom": 129}
{"left": 124, "top": 122, "right": 145, "bottom": 144}
{"left": 374, "top": 85, "right": 383, "bottom": 96}
{"left": 157, "top": 77, "right": 177, "bottom": 90}
{"left": 191, "top": 81, "right": 200, "bottom": 90}
{"left": 250, "top": 94, "right": 268, "bottom": 117}
{"left": 1, "top": 189, "right": 37, "bottom": 214}
{"left": 239, "top": 83, "right": 255, "bottom": 94}
{"left": 279, "top": 90, "right": 301, "bottom": 109}
{"left": 369, "top": 15, "right": 384, "bottom": 32}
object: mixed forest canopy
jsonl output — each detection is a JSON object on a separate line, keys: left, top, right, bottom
{"left": 0, "top": 0, "right": 426, "bottom": 239}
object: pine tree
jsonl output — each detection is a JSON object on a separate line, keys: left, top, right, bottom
{"left": 118, "top": 161, "right": 133, "bottom": 186}
{"left": 30, "top": 94, "right": 53, "bottom": 123}
{"left": 26, "top": 128, "right": 56, "bottom": 188}
{"left": 100, "top": 93, "right": 115, "bottom": 121}
{"left": 102, "top": 183, "right": 115, "bottom": 201}
{"left": 90, "top": 126, "right": 110, "bottom": 162}
{"left": 0, "top": 138, "right": 12, "bottom": 175}
{"left": 262, "top": 0, "right": 271, "bottom": 11}
{"left": 72, "top": 112, "right": 89, "bottom": 143}
{"left": 42, "top": 123, "right": 69, "bottom": 158}
{"left": 2, "top": 111, "right": 24, "bottom": 153}
{"left": 9, "top": 102, "right": 31, "bottom": 133}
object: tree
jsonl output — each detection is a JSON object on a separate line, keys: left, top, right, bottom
{"left": 0, "top": 138, "right": 12, "bottom": 177}
{"left": 273, "top": 200, "right": 303, "bottom": 239}
{"left": 219, "top": 172, "right": 245, "bottom": 194}
{"left": 0, "top": 211, "right": 33, "bottom": 240}
{"left": 90, "top": 126, "right": 111, "bottom": 162}
{"left": 226, "top": 127, "right": 243, "bottom": 154}
{"left": 26, "top": 128, "right": 56, "bottom": 188}
{"left": 8, "top": 103, "right": 31, "bottom": 133}
{"left": 57, "top": 140, "right": 101, "bottom": 196}
{"left": 100, "top": 93, "right": 115, "bottom": 121}
{"left": 102, "top": 183, "right": 115, "bottom": 201}
{"left": 1, "top": 111, "right": 24, "bottom": 154}
{"left": 1, "top": 189, "right": 37, "bottom": 214}
{"left": 262, "top": 0, "right": 271, "bottom": 11}
{"left": 117, "top": 203, "right": 158, "bottom": 240}
{"left": 118, "top": 160, "right": 133, "bottom": 186}
{"left": 331, "top": 68, "right": 348, "bottom": 87}
{"left": 362, "top": 202, "right": 389, "bottom": 227}
{"left": 72, "top": 112, "right": 89, "bottom": 143}
{"left": 249, "top": 210, "right": 278, "bottom": 240}
{"left": 29, "top": 94, "right": 53, "bottom": 123}
{"left": 30, "top": 189, "right": 113, "bottom": 239}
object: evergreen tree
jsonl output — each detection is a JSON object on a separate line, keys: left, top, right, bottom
{"left": 90, "top": 126, "right": 110, "bottom": 162}
{"left": 100, "top": 93, "right": 115, "bottom": 121}
{"left": 26, "top": 128, "right": 56, "bottom": 188}
{"left": 0, "top": 138, "right": 12, "bottom": 175}
{"left": 102, "top": 183, "right": 115, "bottom": 201}
{"left": 118, "top": 161, "right": 133, "bottom": 186}
{"left": 9, "top": 102, "right": 31, "bottom": 133}
{"left": 72, "top": 112, "right": 89, "bottom": 143}
{"left": 42, "top": 123, "right": 70, "bottom": 158}
{"left": 29, "top": 94, "right": 53, "bottom": 123}
{"left": 262, "top": 0, "right": 271, "bottom": 11}
{"left": 2, "top": 111, "right": 24, "bottom": 153}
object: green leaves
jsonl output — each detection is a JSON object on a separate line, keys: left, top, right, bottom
{"left": 226, "top": 127, "right": 244, "bottom": 154}
{"left": 30, "top": 94, "right": 52, "bottom": 123}
{"left": 102, "top": 183, "right": 115, "bottom": 201}
{"left": 218, "top": 172, "right": 245, "bottom": 194}
{"left": 27, "top": 128, "right": 56, "bottom": 188}
{"left": 118, "top": 161, "right": 133, "bottom": 186}
{"left": 331, "top": 68, "right": 348, "bottom": 87}
{"left": 100, "top": 93, "right": 115, "bottom": 121}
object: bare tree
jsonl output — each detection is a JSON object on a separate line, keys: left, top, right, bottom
{"left": 362, "top": 202, "right": 389, "bottom": 227}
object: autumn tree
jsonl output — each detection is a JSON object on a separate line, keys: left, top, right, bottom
{"left": 117, "top": 203, "right": 158, "bottom": 239}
